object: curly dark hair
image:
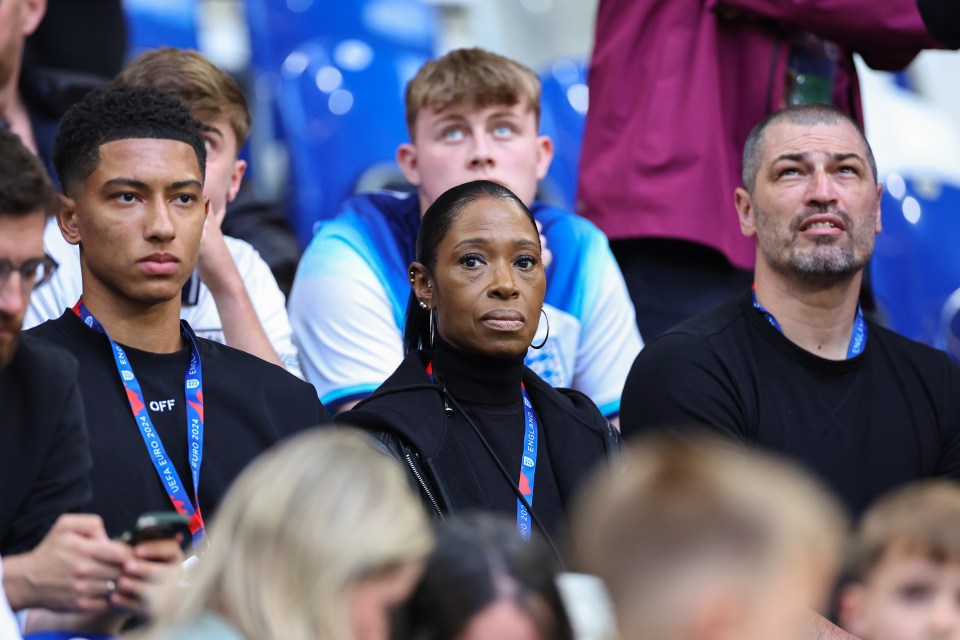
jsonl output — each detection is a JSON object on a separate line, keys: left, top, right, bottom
{"left": 53, "top": 84, "right": 206, "bottom": 196}
{"left": 0, "top": 129, "right": 59, "bottom": 218}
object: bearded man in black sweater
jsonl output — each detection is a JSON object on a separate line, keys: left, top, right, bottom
{"left": 25, "top": 85, "right": 328, "bottom": 630}
{"left": 621, "top": 103, "right": 960, "bottom": 518}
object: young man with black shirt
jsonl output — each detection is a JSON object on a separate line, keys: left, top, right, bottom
{"left": 621, "top": 104, "right": 960, "bottom": 518}
{"left": 28, "top": 85, "right": 329, "bottom": 544}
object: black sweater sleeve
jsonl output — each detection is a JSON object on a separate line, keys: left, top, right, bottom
{"left": 1, "top": 340, "right": 93, "bottom": 554}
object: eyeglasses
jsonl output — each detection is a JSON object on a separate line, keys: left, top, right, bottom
{"left": 0, "top": 256, "right": 59, "bottom": 293}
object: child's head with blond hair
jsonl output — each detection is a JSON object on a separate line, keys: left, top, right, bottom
{"left": 839, "top": 480, "right": 960, "bottom": 640}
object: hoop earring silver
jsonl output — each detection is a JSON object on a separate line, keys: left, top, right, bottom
{"left": 530, "top": 308, "right": 549, "bottom": 349}
{"left": 429, "top": 308, "right": 436, "bottom": 348}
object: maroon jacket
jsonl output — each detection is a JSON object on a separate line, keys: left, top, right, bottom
{"left": 578, "top": 0, "right": 940, "bottom": 269}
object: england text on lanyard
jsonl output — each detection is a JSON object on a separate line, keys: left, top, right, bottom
{"left": 750, "top": 285, "right": 867, "bottom": 359}
{"left": 426, "top": 361, "right": 539, "bottom": 540}
{"left": 73, "top": 299, "right": 207, "bottom": 547}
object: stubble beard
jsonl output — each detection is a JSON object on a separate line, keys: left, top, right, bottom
{"left": 0, "top": 317, "right": 21, "bottom": 368}
{"left": 757, "top": 207, "right": 874, "bottom": 289}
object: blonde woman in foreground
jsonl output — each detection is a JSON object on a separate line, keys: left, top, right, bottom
{"left": 132, "top": 428, "right": 434, "bottom": 640}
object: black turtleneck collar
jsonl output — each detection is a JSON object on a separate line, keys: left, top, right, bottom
{"left": 430, "top": 335, "right": 525, "bottom": 406}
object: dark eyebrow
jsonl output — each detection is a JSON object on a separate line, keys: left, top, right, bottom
{"left": 453, "top": 237, "right": 540, "bottom": 250}
{"left": 832, "top": 152, "right": 865, "bottom": 164}
{"left": 453, "top": 237, "right": 489, "bottom": 250}
{"left": 100, "top": 178, "right": 202, "bottom": 192}
{"left": 772, "top": 152, "right": 865, "bottom": 165}
{"left": 772, "top": 153, "right": 807, "bottom": 165}
{"left": 170, "top": 180, "right": 203, "bottom": 191}
{"left": 102, "top": 178, "right": 149, "bottom": 191}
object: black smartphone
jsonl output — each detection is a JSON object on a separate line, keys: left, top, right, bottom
{"left": 118, "top": 512, "right": 191, "bottom": 548}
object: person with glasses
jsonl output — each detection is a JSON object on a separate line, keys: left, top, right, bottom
{"left": 0, "top": 128, "right": 138, "bottom": 637}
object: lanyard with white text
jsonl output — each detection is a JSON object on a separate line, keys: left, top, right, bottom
{"left": 426, "top": 361, "right": 540, "bottom": 540}
{"left": 750, "top": 285, "right": 867, "bottom": 359}
{"left": 73, "top": 299, "right": 207, "bottom": 547}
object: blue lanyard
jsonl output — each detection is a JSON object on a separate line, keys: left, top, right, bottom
{"left": 73, "top": 300, "right": 207, "bottom": 547}
{"left": 751, "top": 286, "right": 867, "bottom": 359}
{"left": 427, "top": 361, "right": 540, "bottom": 540}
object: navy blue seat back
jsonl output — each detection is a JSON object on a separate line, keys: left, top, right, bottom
{"left": 123, "top": 0, "right": 198, "bottom": 59}
{"left": 538, "top": 58, "right": 588, "bottom": 212}
{"left": 277, "top": 36, "right": 427, "bottom": 244}
{"left": 872, "top": 175, "right": 960, "bottom": 361}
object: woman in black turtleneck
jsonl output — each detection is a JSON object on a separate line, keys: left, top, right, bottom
{"left": 339, "top": 180, "right": 620, "bottom": 547}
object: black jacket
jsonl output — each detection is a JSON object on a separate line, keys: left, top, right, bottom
{"left": 339, "top": 350, "right": 621, "bottom": 525}
{"left": 1, "top": 334, "right": 92, "bottom": 554}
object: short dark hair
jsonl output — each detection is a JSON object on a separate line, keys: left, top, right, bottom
{"left": 402, "top": 179, "right": 539, "bottom": 353}
{"left": 53, "top": 84, "right": 207, "bottom": 196}
{"left": 741, "top": 103, "right": 878, "bottom": 192}
{"left": 396, "top": 514, "right": 573, "bottom": 640}
{"left": 0, "top": 129, "right": 59, "bottom": 218}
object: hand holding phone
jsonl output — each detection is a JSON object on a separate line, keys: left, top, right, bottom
{"left": 118, "top": 512, "right": 191, "bottom": 547}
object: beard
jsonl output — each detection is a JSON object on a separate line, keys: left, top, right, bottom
{"left": 755, "top": 205, "right": 876, "bottom": 288}
{"left": 0, "top": 314, "right": 22, "bottom": 368}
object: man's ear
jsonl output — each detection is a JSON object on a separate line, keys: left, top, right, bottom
{"left": 409, "top": 261, "right": 434, "bottom": 308}
{"left": 226, "top": 158, "right": 248, "bottom": 203}
{"left": 874, "top": 182, "right": 883, "bottom": 234}
{"left": 57, "top": 194, "right": 81, "bottom": 246}
{"left": 535, "top": 134, "right": 555, "bottom": 181}
{"left": 397, "top": 142, "right": 422, "bottom": 187}
{"left": 21, "top": 0, "right": 47, "bottom": 37}
{"left": 735, "top": 187, "right": 757, "bottom": 238}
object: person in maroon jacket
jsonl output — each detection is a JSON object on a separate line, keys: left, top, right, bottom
{"left": 579, "top": 0, "right": 946, "bottom": 339}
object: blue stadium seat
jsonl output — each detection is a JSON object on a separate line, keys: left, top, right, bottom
{"left": 277, "top": 35, "right": 428, "bottom": 244}
{"left": 538, "top": 58, "right": 589, "bottom": 212}
{"left": 243, "top": 0, "right": 437, "bottom": 245}
{"left": 123, "top": 0, "right": 198, "bottom": 59}
{"left": 246, "top": 0, "right": 435, "bottom": 74}
{"left": 871, "top": 174, "right": 960, "bottom": 361}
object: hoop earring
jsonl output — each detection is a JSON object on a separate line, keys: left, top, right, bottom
{"left": 530, "top": 308, "right": 549, "bottom": 349}
{"left": 429, "top": 308, "right": 436, "bottom": 348}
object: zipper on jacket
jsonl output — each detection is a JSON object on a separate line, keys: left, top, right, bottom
{"left": 405, "top": 452, "right": 445, "bottom": 519}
